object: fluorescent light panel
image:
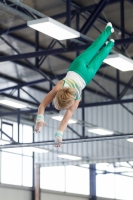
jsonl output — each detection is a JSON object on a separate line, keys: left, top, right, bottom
{"left": 127, "top": 138, "right": 133, "bottom": 143}
{"left": 0, "top": 96, "right": 28, "bottom": 108}
{"left": 88, "top": 128, "right": 113, "bottom": 135}
{"left": 5, "top": 147, "right": 49, "bottom": 153}
{"left": 0, "top": 139, "right": 11, "bottom": 145}
{"left": 104, "top": 53, "right": 133, "bottom": 71}
{"left": 27, "top": 17, "right": 80, "bottom": 40}
{"left": 58, "top": 154, "right": 82, "bottom": 160}
{"left": 51, "top": 115, "right": 77, "bottom": 124}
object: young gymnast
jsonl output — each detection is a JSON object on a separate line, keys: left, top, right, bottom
{"left": 34, "top": 22, "right": 115, "bottom": 147}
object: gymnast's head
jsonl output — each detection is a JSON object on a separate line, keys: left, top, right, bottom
{"left": 54, "top": 87, "right": 75, "bottom": 110}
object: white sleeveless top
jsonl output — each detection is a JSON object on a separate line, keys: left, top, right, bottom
{"left": 62, "top": 71, "right": 86, "bottom": 100}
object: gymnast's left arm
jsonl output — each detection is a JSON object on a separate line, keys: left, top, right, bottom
{"left": 54, "top": 99, "right": 81, "bottom": 147}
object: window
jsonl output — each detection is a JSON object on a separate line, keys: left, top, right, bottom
{"left": 1, "top": 152, "right": 22, "bottom": 185}
{"left": 96, "top": 162, "right": 133, "bottom": 200}
{"left": 40, "top": 166, "right": 65, "bottom": 192}
{"left": 0, "top": 120, "right": 33, "bottom": 187}
{"left": 40, "top": 165, "right": 90, "bottom": 195}
{"left": 23, "top": 156, "right": 33, "bottom": 187}
{"left": 66, "top": 165, "right": 90, "bottom": 195}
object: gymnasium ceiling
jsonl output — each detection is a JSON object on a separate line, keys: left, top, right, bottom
{"left": 0, "top": 0, "right": 133, "bottom": 122}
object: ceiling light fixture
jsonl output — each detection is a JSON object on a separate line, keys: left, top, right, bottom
{"left": 88, "top": 128, "right": 113, "bottom": 135}
{"left": 58, "top": 154, "right": 82, "bottom": 160}
{"left": 104, "top": 53, "right": 133, "bottom": 71}
{"left": 127, "top": 138, "right": 133, "bottom": 143}
{"left": 27, "top": 17, "right": 80, "bottom": 40}
{"left": 0, "top": 96, "right": 28, "bottom": 108}
{"left": 51, "top": 115, "right": 77, "bottom": 124}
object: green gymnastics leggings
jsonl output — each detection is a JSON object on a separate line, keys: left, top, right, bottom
{"left": 68, "top": 26, "right": 114, "bottom": 85}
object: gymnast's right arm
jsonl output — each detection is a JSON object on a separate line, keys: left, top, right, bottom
{"left": 34, "top": 82, "right": 62, "bottom": 132}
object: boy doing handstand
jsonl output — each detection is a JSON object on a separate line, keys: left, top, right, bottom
{"left": 34, "top": 22, "right": 115, "bottom": 147}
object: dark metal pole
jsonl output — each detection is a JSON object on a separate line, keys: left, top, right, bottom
{"left": 32, "top": 126, "right": 35, "bottom": 200}
{"left": 35, "top": 31, "right": 39, "bottom": 68}
{"left": 76, "top": 12, "right": 80, "bottom": 57}
{"left": 90, "top": 164, "right": 96, "bottom": 200}
{"left": 82, "top": 89, "right": 85, "bottom": 138}
{"left": 50, "top": 83, "right": 53, "bottom": 107}
{"left": 66, "top": 0, "right": 71, "bottom": 47}
{"left": 120, "top": 0, "right": 125, "bottom": 53}
{"left": 116, "top": 70, "right": 119, "bottom": 99}
{"left": 120, "top": 0, "right": 125, "bottom": 39}
{"left": 18, "top": 89, "right": 20, "bottom": 143}
{"left": 66, "top": 0, "right": 71, "bottom": 27}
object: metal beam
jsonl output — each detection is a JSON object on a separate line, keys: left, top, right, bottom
{"left": 127, "top": 0, "right": 133, "bottom": 5}
{"left": 0, "top": 70, "right": 110, "bottom": 99}
{"left": 1, "top": 97, "right": 133, "bottom": 117}
{"left": 80, "top": 0, "right": 110, "bottom": 34}
{"left": 0, "top": 32, "right": 71, "bottom": 64}
{"left": 119, "top": 76, "right": 133, "bottom": 99}
{"left": 0, "top": 1, "right": 120, "bottom": 35}
{"left": 65, "top": 0, "right": 130, "bottom": 38}
{"left": 1, "top": 93, "right": 39, "bottom": 107}
{"left": 0, "top": 132, "right": 133, "bottom": 149}
{"left": 0, "top": 72, "right": 49, "bottom": 93}
{"left": 0, "top": 128, "right": 15, "bottom": 142}
{"left": 115, "top": 37, "right": 133, "bottom": 45}
{"left": 79, "top": 98, "right": 133, "bottom": 108}
{"left": 0, "top": 77, "right": 48, "bottom": 94}
{"left": 0, "top": 37, "right": 132, "bottom": 62}
{"left": 97, "top": 71, "right": 133, "bottom": 92}
{"left": 0, "top": 24, "right": 27, "bottom": 35}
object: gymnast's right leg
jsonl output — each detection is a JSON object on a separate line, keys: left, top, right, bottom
{"left": 70, "top": 22, "right": 114, "bottom": 67}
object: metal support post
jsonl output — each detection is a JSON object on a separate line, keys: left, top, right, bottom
{"left": 120, "top": 0, "right": 125, "bottom": 52}
{"left": 120, "top": 0, "right": 125, "bottom": 39}
{"left": 66, "top": 0, "right": 71, "bottom": 27}
{"left": 66, "top": 0, "right": 71, "bottom": 47}
{"left": 35, "top": 164, "right": 40, "bottom": 200}
{"left": 50, "top": 83, "right": 53, "bottom": 107}
{"left": 18, "top": 89, "right": 20, "bottom": 142}
{"left": 35, "top": 31, "right": 39, "bottom": 68}
{"left": 90, "top": 164, "right": 96, "bottom": 200}
{"left": 32, "top": 127, "right": 35, "bottom": 200}
{"left": 116, "top": 70, "right": 119, "bottom": 99}
{"left": 82, "top": 89, "right": 85, "bottom": 138}
{"left": 76, "top": 12, "right": 80, "bottom": 57}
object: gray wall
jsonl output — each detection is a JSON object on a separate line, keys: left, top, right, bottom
{"left": 0, "top": 184, "right": 120, "bottom": 200}
{"left": 0, "top": 184, "right": 32, "bottom": 200}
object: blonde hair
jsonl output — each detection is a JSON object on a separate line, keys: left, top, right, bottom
{"left": 54, "top": 87, "right": 75, "bottom": 110}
